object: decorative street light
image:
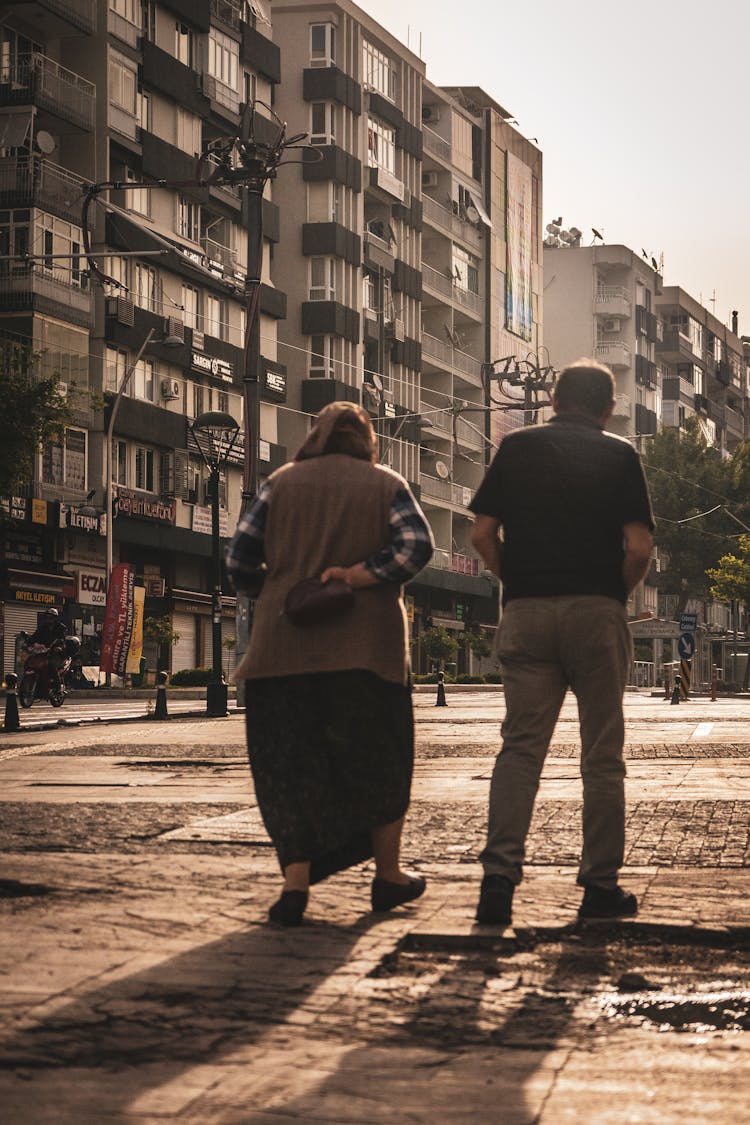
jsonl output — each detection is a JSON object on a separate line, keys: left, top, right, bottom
{"left": 188, "top": 410, "right": 241, "bottom": 717}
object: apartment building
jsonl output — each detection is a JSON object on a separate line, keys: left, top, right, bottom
{"left": 0, "top": 0, "right": 283, "bottom": 676}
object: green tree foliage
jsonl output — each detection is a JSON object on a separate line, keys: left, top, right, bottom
{"left": 0, "top": 341, "right": 74, "bottom": 498}
{"left": 464, "top": 629, "right": 492, "bottom": 661}
{"left": 707, "top": 535, "right": 750, "bottom": 608}
{"left": 420, "top": 625, "right": 459, "bottom": 669}
{"left": 641, "top": 419, "right": 738, "bottom": 613}
{"left": 143, "top": 615, "right": 180, "bottom": 648}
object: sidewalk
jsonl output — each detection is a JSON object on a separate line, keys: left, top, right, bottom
{"left": 0, "top": 693, "right": 748, "bottom": 1122}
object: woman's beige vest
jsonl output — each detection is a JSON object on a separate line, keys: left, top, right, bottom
{"left": 235, "top": 454, "right": 411, "bottom": 685}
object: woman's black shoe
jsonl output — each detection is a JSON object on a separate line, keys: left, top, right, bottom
{"left": 371, "top": 874, "right": 426, "bottom": 912}
{"left": 268, "top": 890, "right": 308, "bottom": 926}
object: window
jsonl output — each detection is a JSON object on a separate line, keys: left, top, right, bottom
{"left": 42, "top": 427, "right": 87, "bottom": 490}
{"left": 208, "top": 28, "right": 239, "bottom": 90}
{"left": 310, "top": 23, "right": 335, "bottom": 66}
{"left": 135, "top": 445, "right": 155, "bottom": 491}
{"left": 105, "top": 346, "right": 128, "bottom": 393}
{"left": 452, "top": 244, "right": 479, "bottom": 293}
{"left": 137, "top": 89, "right": 151, "bottom": 131}
{"left": 132, "top": 357, "right": 155, "bottom": 401}
{"left": 181, "top": 284, "right": 199, "bottom": 329}
{"left": 110, "top": 56, "right": 137, "bottom": 114}
{"left": 113, "top": 438, "right": 128, "bottom": 486}
{"left": 205, "top": 294, "right": 228, "bottom": 339}
{"left": 126, "top": 169, "right": 149, "bottom": 216}
{"left": 217, "top": 389, "right": 229, "bottom": 414}
{"left": 192, "top": 383, "right": 204, "bottom": 418}
{"left": 134, "top": 262, "right": 157, "bottom": 311}
{"left": 310, "top": 102, "right": 335, "bottom": 145}
{"left": 37, "top": 216, "right": 85, "bottom": 285}
{"left": 110, "top": 0, "right": 139, "bottom": 22}
{"left": 106, "top": 256, "right": 128, "bottom": 293}
{"left": 176, "top": 108, "right": 201, "bottom": 156}
{"left": 159, "top": 450, "right": 174, "bottom": 495}
{"left": 363, "top": 40, "right": 396, "bottom": 100}
{"left": 363, "top": 272, "right": 377, "bottom": 311}
{"left": 367, "top": 117, "right": 395, "bottom": 173}
{"left": 174, "top": 22, "right": 192, "bottom": 66}
{"left": 306, "top": 182, "right": 341, "bottom": 223}
{"left": 309, "top": 257, "right": 335, "bottom": 301}
{"left": 177, "top": 196, "right": 199, "bottom": 242}
{"left": 309, "top": 334, "right": 334, "bottom": 378}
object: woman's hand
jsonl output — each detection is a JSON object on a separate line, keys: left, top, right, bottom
{"left": 320, "top": 563, "right": 379, "bottom": 588}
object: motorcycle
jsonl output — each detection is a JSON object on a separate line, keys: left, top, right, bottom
{"left": 18, "top": 634, "right": 81, "bottom": 709}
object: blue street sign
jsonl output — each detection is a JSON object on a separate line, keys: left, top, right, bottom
{"left": 678, "top": 632, "right": 695, "bottom": 660}
{"left": 679, "top": 613, "right": 698, "bottom": 634}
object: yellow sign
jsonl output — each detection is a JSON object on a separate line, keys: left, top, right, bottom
{"left": 32, "top": 499, "right": 47, "bottom": 524}
{"left": 405, "top": 596, "right": 415, "bottom": 622}
{"left": 126, "top": 586, "right": 146, "bottom": 673}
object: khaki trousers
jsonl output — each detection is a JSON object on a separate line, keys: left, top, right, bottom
{"left": 481, "top": 596, "right": 633, "bottom": 889}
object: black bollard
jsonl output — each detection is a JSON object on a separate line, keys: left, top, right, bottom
{"left": 3, "top": 672, "right": 20, "bottom": 732}
{"left": 153, "top": 671, "right": 169, "bottom": 720}
{"left": 435, "top": 671, "right": 448, "bottom": 707}
{"left": 670, "top": 682, "right": 681, "bottom": 705}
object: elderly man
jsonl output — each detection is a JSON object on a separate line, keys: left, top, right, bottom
{"left": 470, "top": 359, "right": 654, "bottom": 924}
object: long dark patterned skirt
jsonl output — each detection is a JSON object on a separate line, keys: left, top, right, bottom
{"left": 244, "top": 670, "right": 414, "bottom": 884}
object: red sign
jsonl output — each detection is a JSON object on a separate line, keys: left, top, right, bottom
{"left": 100, "top": 563, "right": 135, "bottom": 676}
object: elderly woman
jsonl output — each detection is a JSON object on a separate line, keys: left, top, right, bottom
{"left": 226, "top": 402, "right": 433, "bottom": 925}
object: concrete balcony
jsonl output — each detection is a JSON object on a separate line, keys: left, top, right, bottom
{"left": 594, "top": 285, "right": 632, "bottom": 320}
{"left": 422, "top": 332, "right": 483, "bottom": 382}
{"left": 658, "top": 327, "right": 697, "bottom": 362}
{"left": 367, "top": 164, "right": 405, "bottom": 203}
{"left": 0, "top": 156, "right": 90, "bottom": 227}
{"left": 422, "top": 263, "right": 483, "bottom": 319}
{"left": 423, "top": 126, "right": 451, "bottom": 163}
{"left": 595, "top": 341, "right": 631, "bottom": 369}
{"left": 12, "top": 0, "right": 96, "bottom": 35}
{"left": 429, "top": 547, "right": 481, "bottom": 576}
{"left": 0, "top": 54, "right": 95, "bottom": 132}
{"left": 0, "top": 264, "right": 93, "bottom": 328}
{"left": 612, "top": 393, "right": 631, "bottom": 418}
{"left": 420, "top": 473, "right": 474, "bottom": 509}
{"left": 420, "top": 402, "right": 452, "bottom": 433}
{"left": 422, "top": 195, "right": 481, "bottom": 250}
{"left": 452, "top": 284, "right": 482, "bottom": 318}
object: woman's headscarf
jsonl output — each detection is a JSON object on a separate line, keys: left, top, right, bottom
{"left": 294, "top": 401, "right": 378, "bottom": 463}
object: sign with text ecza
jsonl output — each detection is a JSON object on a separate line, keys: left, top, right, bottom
{"left": 99, "top": 564, "right": 145, "bottom": 677}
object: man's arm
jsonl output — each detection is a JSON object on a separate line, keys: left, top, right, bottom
{"left": 471, "top": 515, "right": 503, "bottom": 578}
{"left": 622, "top": 521, "right": 653, "bottom": 593}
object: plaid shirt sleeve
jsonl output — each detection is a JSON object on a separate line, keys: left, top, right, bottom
{"left": 364, "top": 487, "right": 434, "bottom": 583}
{"left": 224, "top": 481, "right": 271, "bottom": 592}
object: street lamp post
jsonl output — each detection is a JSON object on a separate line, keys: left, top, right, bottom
{"left": 189, "top": 410, "right": 240, "bottom": 717}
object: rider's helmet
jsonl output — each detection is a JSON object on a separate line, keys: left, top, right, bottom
{"left": 44, "top": 607, "right": 60, "bottom": 619}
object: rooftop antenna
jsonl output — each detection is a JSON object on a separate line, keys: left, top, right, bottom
{"left": 710, "top": 289, "right": 716, "bottom": 314}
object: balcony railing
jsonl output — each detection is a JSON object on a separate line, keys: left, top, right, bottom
{"left": 0, "top": 54, "right": 95, "bottom": 131}
{"left": 0, "top": 156, "right": 90, "bottom": 226}
{"left": 422, "top": 262, "right": 452, "bottom": 299}
{"left": 595, "top": 285, "right": 631, "bottom": 304}
{"left": 455, "top": 415, "right": 484, "bottom": 449}
{"left": 422, "top": 332, "right": 483, "bottom": 381}
{"left": 452, "top": 284, "right": 482, "bottom": 316}
{"left": 0, "top": 264, "right": 93, "bottom": 325}
{"left": 211, "top": 0, "right": 242, "bottom": 28}
{"left": 420, "top": 473, "right": 474, "bottom": 508}
{"left": 595, "top": 341, "right": 631, "bottom": 368}
{"left": 422, "top": 195, "right": 481, "bottom": 249}
{"left": 201, "top": 235, "right": 237, "bottom": 271}
{"left": 420, "top": 402, "right": 452, "bottom": 431}
{"left": 429, "top": 547, "right": 481, "bottom": 576}
{"left": 422, "top": 125, "right": 451, "bottom": 163}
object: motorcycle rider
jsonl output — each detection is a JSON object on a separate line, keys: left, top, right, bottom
{"left": 24, "top": 608, "right": 68, "bottom": 694}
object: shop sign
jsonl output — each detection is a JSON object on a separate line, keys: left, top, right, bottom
{"left": 11, "top": 589, "right": 61, "bottom": 606}
{"left": 144, "top": 576, "right": 166, "bottom": 597}
{"left": 115, "top": 489, "right": 176, "bottom": 524}
{"left": 0, "top": 496, "right": 28, "bottom": 521}
{"left": 263, "top": 368, "right": 287, "bottom": 400}
{"left": 259, "top": 439, "right": 271, "bottom": 462}
{"left": 77, "top": 568, "right": 107, "bottom": 607}
{"left": 192, "top": 505, "right": 230, "bottom": 536}
{"left": 32, "top": 499, "right": 48, "bottom": 525}
{"left": 59, "top": 503, "right": 107, "bottom": 536}
{"left": 191, "top": 350, "right": 233, "bottom": 381}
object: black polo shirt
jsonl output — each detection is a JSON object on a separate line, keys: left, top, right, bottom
{"left": 469, "top": 413, "right": 655, "bottom": 604}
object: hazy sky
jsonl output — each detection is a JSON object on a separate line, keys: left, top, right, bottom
{"left": 360, "top": 0, "right": 749, "bottom": 334}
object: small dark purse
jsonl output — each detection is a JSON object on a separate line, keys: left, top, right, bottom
{"left": 283, "top": 577, "right": 354, "bottom": 627}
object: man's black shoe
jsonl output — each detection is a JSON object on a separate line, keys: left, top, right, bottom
{"left": 578, "top": 884, "right": 638, "bottom": 919}
{"left": 476, "top": 874, "right": 514, "bottom": 925}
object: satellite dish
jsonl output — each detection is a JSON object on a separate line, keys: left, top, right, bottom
{"left": 370, "top": 373, "right": 383, "bottom": 391}
{"left": 434, "top": 460, "right": 450, "bottom": 480}
{"left": 465, "top": 204, "right": 480, "bottom": 224}
{"left": 36, "top": 130, "right": 56, "bottom": 155}
{"left": 546, "top": 222, "right": 560, "bottom": 234}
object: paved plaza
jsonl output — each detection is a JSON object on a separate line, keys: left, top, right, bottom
{"left": 0, "top": 690, "right": 748, "bottom": 1122}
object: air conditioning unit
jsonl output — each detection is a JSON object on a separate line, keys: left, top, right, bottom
{"left": 421, "top": 171, "right": 439, "bottom": 189}
{"left": 385, "top": 318, "right": 405, "bottom": 342}
{"left": 160, "top": 378, "right": 181, "bottom": 401}
{"left": 422, "top": 105, "right": 441, "bottom": 124}
{"left": 601, "top": 317, "right": 621, "bottom": 332}
{"left": 163, "top": 316, "right": 184, "bottom": 343}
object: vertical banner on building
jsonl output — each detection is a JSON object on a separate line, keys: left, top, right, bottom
{"left": 505, "top": 152, "right": 533, "bottom": 342}
{"left": 100, "top": 563, "right": 135, "bottom": 676}
{"left": 125, "top": 586, "right": 145, "bottom": 674}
